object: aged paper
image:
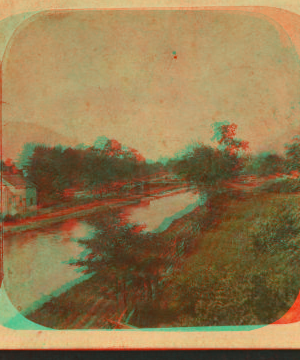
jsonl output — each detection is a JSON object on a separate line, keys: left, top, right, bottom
{"left": 1, "top": 0, "right": 300, "bottom": 349}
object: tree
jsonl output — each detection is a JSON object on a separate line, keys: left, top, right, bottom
{"left": 173, "top": 122, "right": 249, "bottom": 190}
{"left": 25, "top": 145, "right": 66, "bottom": 204}
{"left": 174, "top": 145, "right": 233, "bottom": 187}
{"left": 285, "top": 135, "right": 300, "bottom": 173}
{"left": 212, "top": 122, "right": 249, "bottom": 153}
{"left": 245, "top": 153, "right": 286, "bottom": 176}
{"left": 93, "top": 136, "right": 109, "bottom": 150}
{"left": 17, "top": 142, "right": 40, "bottom": 174}
{"left": 212, "top": 121, "right": 249, "bottom": 171}
{"left": 23, "top": 138, "right": 168, "bottom": 205}
{"left": 71, "top": 212, "right": 170, "bottom": 319}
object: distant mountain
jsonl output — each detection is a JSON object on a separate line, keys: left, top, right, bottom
{"left": 2, "top": 121, "right": 78, "bottom": 161}
{"left": 2, "top": 122, "right": 148, "bottom": 164}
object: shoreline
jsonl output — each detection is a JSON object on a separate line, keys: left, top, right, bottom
{"left": 4, "top": 185, "right": 198, "bottom": 326}
{"left": 21, "top": 192, "right": 203, "bottom": 329}
{"left": 3, "top": 184, "right": 190, "bottom": 235}
{"left": 18, "top": 187, "right": 298, "bottom": 329}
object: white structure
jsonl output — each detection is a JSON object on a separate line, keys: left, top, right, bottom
{"left": 1, "top": 173, "right": 37, "bottom": 216}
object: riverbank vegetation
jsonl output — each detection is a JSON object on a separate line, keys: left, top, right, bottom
{"left": 171, "top": 192, "right": 300, "bottom": 327}
{"left": 7, "top": 121, "right": 300, "bottom": 209}
{"left": 170, "top": 122, "right": 249, "bottom": 190}
{"left": 11, "top": 121, "right": 300, "bottom": 328}
{"left": 16, "top": 137, "right": 166, "bottom": 206}
{"left": 25, "top": 190, "right": 300, "bottom": 328}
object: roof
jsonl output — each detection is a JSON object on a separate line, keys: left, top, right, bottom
{"left": 2, "top": 173, "right": 35, "bottom": 189}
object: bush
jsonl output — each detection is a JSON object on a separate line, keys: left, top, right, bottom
{"left": 3, "top": 214, "right": 23, "bottom": 222}
{"left": 171, "top": 197, "right": 300, "bottom": 327}
{"left": 260, "top": 177, "right": 300, "bottom": 193}
{"left": 4, "top": 215, "right": 15, "bottom": 222}
{"left": 249, "top": 202, "right": 300, "bottom": 254}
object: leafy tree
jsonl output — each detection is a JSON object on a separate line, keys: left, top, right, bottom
{"left": 23, "top": 139, "right": 167, "bottom": 205}
{"left": 173, "top": 145, "right": 234, "bottom": 188}
{"left": 244, "top": 153, "right": 286, "bottom": 176}
{"left": 172, "top": 122, "right": 249, "bottom": 190}
{"left": 212, "top": 121, "right": 249, "bottom": 154}
{"left": 285, "top": 135, "right": 300, "bottom": 172}
{"left": 93, "top": 136, "right": 109, "bottom": 150}
{"left": 26, "top": 145, "right": 66, "bottom": 204}
{"left": 17, "top": 142, "right": 40, "bottom": 173}
{"left": 71, "top": 211, "right": 172, "bottom": 319}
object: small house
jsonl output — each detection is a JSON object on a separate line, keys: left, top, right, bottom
{"left": 1, "top": 173, "right": 37, "bottom": 216}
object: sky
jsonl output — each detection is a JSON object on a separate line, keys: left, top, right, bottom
{"left": 3, "top": 9, "right": 300, "bottom": 161}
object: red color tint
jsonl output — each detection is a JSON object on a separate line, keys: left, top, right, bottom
{"left": 273, "top": 291, "right": 300, "bottom": 324}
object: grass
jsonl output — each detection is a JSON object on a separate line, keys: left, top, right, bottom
{"left": 170, "top": 192, "right": 300, "bottom": 327}
{"left": 25, "top": 190, "right": 300, "bottom": 329}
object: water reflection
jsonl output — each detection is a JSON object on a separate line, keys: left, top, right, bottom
{"left": 122, "top": 190, "right": 201, "bottom": 231}
{"left": 3, "top": 189, "right": 200, "bottom": 313}
{"left": 3, "top": 220, "right": 95, "bottom": 311}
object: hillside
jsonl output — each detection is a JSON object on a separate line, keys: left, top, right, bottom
{"left": 2, "top": 121, "right": 78, "bottom": 161}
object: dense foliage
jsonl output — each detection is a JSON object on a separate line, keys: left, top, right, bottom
{"left": 250, "top": 201, "right": 300, "bottom": 254}
{"left": 259, "top": 177, "right": 300, "bottom": 193}
{"left": 69, "top": 209, "right": 192, "bottom": 326}
{"left": 244, "top": 153, "right": 286, "bottom": 176}
{"left": 170, "top": 194, "right": 300, "bottom": 327}
{"left": 20, "top": 139, "right": 164, "bottom": 205}
{"left": 171, "top": 122, "right": 249, "bottom": 189}
{"left": 285, "top": 135, "right": 300, "bottom": 172}
{"left": 22, "top": 124, "right": 300, "bottom": 328}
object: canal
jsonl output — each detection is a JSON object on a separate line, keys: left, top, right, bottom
{"left": 3, "top": 188, "right": 204, "bottom": 314}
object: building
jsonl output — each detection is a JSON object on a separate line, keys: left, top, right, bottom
{"left": 1, "top": 173, "right": 37, "bottom": 216}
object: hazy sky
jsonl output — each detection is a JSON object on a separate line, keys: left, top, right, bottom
{"left": 3, "top": 10, "right": 300, "bottom": 160}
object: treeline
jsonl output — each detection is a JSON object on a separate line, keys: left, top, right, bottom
{"left": 167, "top": 122, "right": 300, "bottom": 191}
{"left": 167, "top": 122, "right": 250, "bottom": 191}
{"left": 243, "top": 136, "right": 300, "bottom": 176}
{"left": 12, "top": 122, "right": 300, "bottom": 206}
{"left": 0, "top": 159, "right": 22, "bottom": 175}
{"left": 69, "top": 124, "right": 300, "bottom": 327}
{"left": 18, "top": 137, "right": 164, "bottom": 205}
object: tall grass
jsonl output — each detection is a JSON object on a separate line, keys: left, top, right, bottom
{"left": 171, "top": 194, "right": 300, "bottom": 327}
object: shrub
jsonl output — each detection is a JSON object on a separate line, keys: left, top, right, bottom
{"left": 3, "top": 214, "right": 24, "bottom": 222}
{"left": 259, "top": 177, "right": 300, "bottom": 194}
{"left": 249, "top": 202, "right": 300, "bottom": 254}
{"left": 4, "top": 214, "right": 15, "bottom": 222}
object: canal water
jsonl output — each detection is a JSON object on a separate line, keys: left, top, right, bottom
{"left": 3, "top": 189, "right": 203, "bottom": 314}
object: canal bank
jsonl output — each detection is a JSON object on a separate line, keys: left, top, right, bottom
{"left": 21, "top": 191, "right": 300, "bottom": 329}
{"left": 3, "top": 184, "right": 190, "bottom": 235}
{"left": 6, "top": 189, "right": 205, "bottom": 330}
{"left": 3, "top": 186, "right": 201, "bottom": 325}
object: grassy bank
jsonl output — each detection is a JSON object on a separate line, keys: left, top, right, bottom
{"left": 169, "top": 191, "right": 300, "bottom": 327}
{"left": 25, "top": 189, "right": 300, "bottom": 329}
